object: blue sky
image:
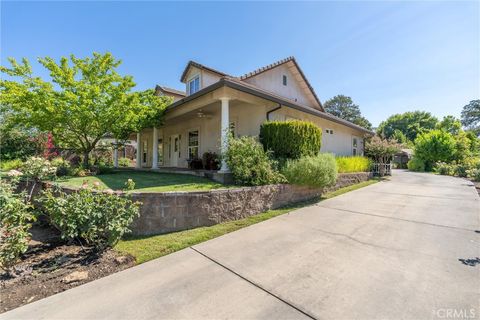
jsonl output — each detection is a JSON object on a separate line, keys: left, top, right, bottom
{"left": 2, "top": 1, "right": 479, "bottom": 126}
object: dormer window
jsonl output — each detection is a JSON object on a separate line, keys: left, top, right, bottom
{"left": 188, "top": 76, "right": 200, "bottom": 95}
{"left": 282, "top": 75, "right": 287, "bottom": 86}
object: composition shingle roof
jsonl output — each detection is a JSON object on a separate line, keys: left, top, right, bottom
{"left": 180, "top": 61, "right": 231, "bottom": 83}
{"left": 155, "top": 85, "right": 186, "bottom": 97}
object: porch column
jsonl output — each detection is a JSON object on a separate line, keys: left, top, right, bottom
{"left": 136, "top": 132, "right": 141, "bottom": 169}
{"left": 113, "top": 139, "right": 119, "bottom": 168}
{"left": 219, "top": 97, "right": 230, "bottom": 172}
{"left": 152, "top": 127, "right": 158, "bottom": 169}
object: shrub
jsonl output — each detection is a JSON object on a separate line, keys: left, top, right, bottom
{"left": 224, "top": 136, "right": 285, "bottom": 186}
{"left": 282, "top": 154, "right": 338, "bottom": 188}
{"left": 435, "top": 162, "right": 454, "bottom": 175}
{"left": 118, "top": 157, "right": 131, "bottom": 167}
{"left": 407, "top": 157, "right": 425, "bottom": 172}
{"left": 453, "top": 162, "right": 469, "bottom": 178}
{"left": 414, "top": 130, "right": 456, "bottom": 171}
{"left": 51, "top": 157, "right": 71, "bottom": 176}
{"left": 41, "top": 185, "right": 140, "bottom": 249}
{"left": 336, "top": 156, "right": 372, "bottom": 173}
{"left": 365, "top": 136, "right": 401, "bottom": 164}
{"left": 124, "top": 179, "right": 135, "bottom": 191}
{"left": 467, "top": 168, "right": 480, "bottom": 182}
{"left": 260, "top": 120, "right": 322, "bottom": 159}
{"left": 0, "top": 159, "right": 23, "bottom": 171}
{"left": 0, "top": 177, "right": 35, "bottom": 270}
{"left": 21, "top": 156, "right": 57, "bottom": 181}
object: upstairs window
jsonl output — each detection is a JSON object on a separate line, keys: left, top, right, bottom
{"left": 325, "top": 129, "right": 334, "bottom": 134}
{"left": 282, "top": 75, "right": 287, "bottom": 86}
{"left": 188, "top": 76, "right": 200, "bottom": 95}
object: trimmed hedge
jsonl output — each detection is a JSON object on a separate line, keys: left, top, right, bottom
{"left": 260, "top": 120, "right": 322, "bottom": 160}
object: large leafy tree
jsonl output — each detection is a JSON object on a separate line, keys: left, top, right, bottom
{"left": 323, "top": 95, "right": 372, "bottom": 130}
{"left": 461, "top": 100, "right": 480, "bottom": 136}
{"left": 377, "top": 111, "right": 438, "bottom": 142}
{"left": 436, "top": 115, "right": 462, "bottom": 135}
{"left": 414, "top": 130, "right": 456, "bottom": 170}
{"left": 0, "top": 53, "right": 171, "bottom": 166}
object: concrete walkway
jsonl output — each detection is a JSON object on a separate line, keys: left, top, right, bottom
{"left": 2, "top": 170, "right": 479, "bottom": 319}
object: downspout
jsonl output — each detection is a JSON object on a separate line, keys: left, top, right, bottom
{"left": 266, "top": 104, "right": 282, "bottom": 121}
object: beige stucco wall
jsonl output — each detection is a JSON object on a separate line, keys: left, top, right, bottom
{"left": 183, "top": 67, "right": 222, "bottom": 94}
{"left": 243, "top": 64, "right": 317, "bottom": 109}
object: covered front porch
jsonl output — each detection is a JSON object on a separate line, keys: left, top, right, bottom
{"left": 123, "top": 86, "right": 277, "bottom": 172}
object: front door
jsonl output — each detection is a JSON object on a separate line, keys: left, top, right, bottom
{"left": 170, "top": 134, "right": 180, "bottom": 167}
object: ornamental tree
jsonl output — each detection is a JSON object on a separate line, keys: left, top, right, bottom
{"left": 0, "top": 53, "right": 171, "bottom": 167}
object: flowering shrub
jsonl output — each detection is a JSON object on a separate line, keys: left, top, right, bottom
{"left": 21, "top": 156, "right": 57, "bottom": 181}
{"left": 467, "top": 168, "right": 480, "bottom": 182}
{"left": 0, "top": 177, "right": 35, "bottom": 270}
{"left": 40, "top": 183, "right": 140, "bottom": 249}
{"left": 118, "top": 157, "right": 131, "bottom": 167}
{"left": 435, "top": 162, "right": 454, "bottom": 175}
{"left": 124, "top": 179, "right": 135, "bottom": 191}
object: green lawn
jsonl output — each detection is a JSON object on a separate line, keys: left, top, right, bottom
{"left": 57, "top": 171, "right": 231, "bottom": 192}
{"left": 116, "top": 179, "right": 380, "bottom": 264}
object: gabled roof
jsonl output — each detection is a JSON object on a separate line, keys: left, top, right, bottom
{"left": 166, "top": 77, "right": 374, "bottom": 135}
{"left": 180, "top": 61, "right": 231, "bottom": 83}
{"left": 155, "top": 85, "right": 186, "bottom": 97}
{"left": 239, "top": 56, "right": 324, "bottom": 112}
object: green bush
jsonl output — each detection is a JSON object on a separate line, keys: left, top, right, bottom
{"left": 21, "top": 156, "right": 57, "bottom": 180}
{"left": 414, "top": 130, "right": 456, "bottom": 171}
{"left": 453, "top": 163, "right": 469, "bottom": 178}
{"left": 41, "top": 185, "right": 140, "bottom": 249}
{"left": 260, "top": 120, "right": 322, "bottom": 159}
{"left": 224, "top": 136, "right": 285, "bottom": 186}
{"left": 282, "top": 154, "right": 338, "bottom": 188}
{"left": 0, "top": 177, "right": 35, "bottom": 270}
{"left": 118, "top": 157, "right": 131, "bottom": 167}
{"left": 467, "top": 168, "right": 480, "bottom": 182}
{"left": 407, "top": 157, "right": 425, "bottom": 172}
{"left": 336, "top": 156, "right": 372, "bottom": 173}
{"left": 435, "top": 162, "right": 454, "bottom": 175}
{"left": 0, "top": 159, "right": 23, "bottom": 171}
{"left": 51, "top": 157, "right": 71, "bottom": 176}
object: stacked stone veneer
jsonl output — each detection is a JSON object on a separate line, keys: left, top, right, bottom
{"left": 18, "top": 172, "right": 372, "bottom": 236}
{"left": 130, "top": 172, "right": 372, "bottom": 235}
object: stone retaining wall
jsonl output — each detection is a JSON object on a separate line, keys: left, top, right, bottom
{"left": 130, "top": 172, "right": 372, "bottom": 235}
{"left": 16, "top": 172, "right": 372, "bottom": 236}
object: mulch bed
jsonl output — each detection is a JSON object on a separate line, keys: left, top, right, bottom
{"left": 0, "top": 225, "right": 135, "bottom": 314}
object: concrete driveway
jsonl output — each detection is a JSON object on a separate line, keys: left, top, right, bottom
{"left": 2, "top": 170, "right": 479, "bottom": 320}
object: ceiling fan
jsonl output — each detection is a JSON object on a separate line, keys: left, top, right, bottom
{"left": 196, "top": 110, "right": 213, "bottom": 119}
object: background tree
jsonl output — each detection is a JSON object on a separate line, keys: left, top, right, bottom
{"left": 0, "top": 53, "right": 171, "bottom": 167}
{"left": 377, "top": 111, "right": 438, "bottom": 142}
{"left": 461, "top": 100, "right": 480, "bottom": 136}
{"left": 323, "top": 95, "right": 372, "bottom": 130}
{"left": 413, "top": 130, "right": 456, "bottom": 171}
{"left": 436, "top": 115, "right": 462, "bottom": 135}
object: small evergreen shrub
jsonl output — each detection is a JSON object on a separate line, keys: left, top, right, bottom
{"left": 407, "top": 157, "right": 425, "bottom": 172}
{"left": 282, "top": 154, "right": 338, "bottom": 188}
{"left": 202, "top": 152, "right": 220, "bottom": 170}
{"left": 51, "top": 157, "right": 72, "bottom": 176}
{"left": 41, "top": 185, "right": 141, "bottom": 249}
{"left": 336, "top": 156, "right": 372, "bottom": 173}
{"left": 260, "top": 120, "right": 322, "bottom": 159}
{"left": 118, "top": 157, "right": 131, "bottom": 167}
{"left": 224, "top": 136, "right": 285, "bottom": 186}
{"left": 0, "top": 177, "right": 35, "bottom": 270}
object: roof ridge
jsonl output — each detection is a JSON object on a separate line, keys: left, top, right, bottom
{"left": 239, "top": 56, "right": 294, "bottom": 80}
{"left": 180, "top": 60, "right": 231, "bottom": 82}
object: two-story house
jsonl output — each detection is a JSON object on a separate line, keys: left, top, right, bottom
{"left": 131, "top": 57, "right": 374, "bottom": 171}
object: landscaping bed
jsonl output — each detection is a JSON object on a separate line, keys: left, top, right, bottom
{"left": 0, "top": 225, "right": 135, "bottom": 314}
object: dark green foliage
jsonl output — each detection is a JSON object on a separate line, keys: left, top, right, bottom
{"left": 260, "top": 120, "right": 322, "bottom": 160}
{"left": 323, "top": 95, "right": 372, "bottom": 130}
{"left": 225, "top": 136, "right": 285, "bottom": 186}
{"left": 407, "top": 157, "right": 425, "bottom": 172}
{"left": 377, "top": 111, "right": 438, "bottom": 142}
{"left": 461, "top": 100, "right": 480, "bottom": 136}
{"left": 282, "top": 154, "right": 338, "bottom": 188}
{"left": 0, "top": 125, "right": 43, "bottom": 161}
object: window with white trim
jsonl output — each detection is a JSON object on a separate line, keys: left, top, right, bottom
{"left": 188, "top": 76, "right": 200, "bottom": 95}
{"left": 325, "top": 129, "right": 334, "bottom": 134}
{"left": 188, "top": 130, "right": 199, "bottom": 159}
{"left": 352, "top": 137, "right": 358, "bottom": 156}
